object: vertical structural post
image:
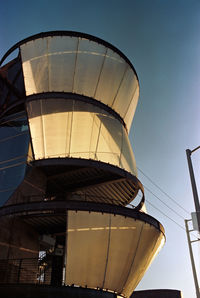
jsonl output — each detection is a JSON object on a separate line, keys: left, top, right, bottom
{"left": 185, "top": 220, "right": 200, "bottom": 298}
{"left": 186, "top": 149, "right": 200, "bottom": 233}
{"left": 17, "top": 259, "right": 22, "bottom": 284}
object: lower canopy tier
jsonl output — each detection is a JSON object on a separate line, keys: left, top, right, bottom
{"left": 0, "top": 201, "right": 165, "bottom": 297}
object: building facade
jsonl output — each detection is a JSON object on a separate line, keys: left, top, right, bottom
{"left": 0, "top": 32, "right": 165, "bottom": 297}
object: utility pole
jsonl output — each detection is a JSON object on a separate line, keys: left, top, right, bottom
{"left": 185, "top": 219, "right": 200, "bottom": 298}
{"left": 186, "top": 147, "right": 200, "bottom": 233}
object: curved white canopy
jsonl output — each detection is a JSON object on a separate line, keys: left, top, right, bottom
{"left": 20, "top": 35, "right": 139, "bottom": 131}
{"left": 27, "top": 98, "right": 137, "bottom": 175}
{"left": 66, "top": 210, "right": 165, "bottom": 297}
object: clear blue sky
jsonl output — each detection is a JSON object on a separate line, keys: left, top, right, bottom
{"left": 0, "top": 1, "right": 200, "bottom": 297}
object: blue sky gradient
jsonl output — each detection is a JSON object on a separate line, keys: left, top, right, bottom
{"left": 0, "top": 1, "right": 200, "bottom": 297}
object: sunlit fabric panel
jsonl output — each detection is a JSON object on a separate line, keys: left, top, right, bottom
{"left": 111, "top": 68, "right": 138, "bottom": 120}
{"left": 94, "top": 48, "right": 127, "bottom": 107}
{"left": 73, "top": 39, "right": 106, "bottom": 97}
{"left": 65, "top": 210, "right": 165, "bottom": 295}
{"left": 124, "top": 86, "right": 140, "bottom": 131}
{"left": 47, "top": 36, "right": 77, "bottom": 92}
{"left": 26, "top": 99, "right": 137, "bottom": 175}
{"left": 20, "top": 38, "right": 48, "bottom": 94}
{"left": 95, "top": 114, "right": 122, "bottom": 167}
{"left": 20, "top": 36, "right": 139, "bottom": 131}
{"left": 122, "top": 224, "right": 165, "bottom": 297}
{"left": 69, "top": 101, "right": 98, "bottom": 160}
{"left": 66, "top": 211, "right": 110, "bottom": 288}
{"left": 102, "top": 215, "right": 143, "bottom": 292}
{"left": 120, "top": 131, "right": 137, "bottom": 173}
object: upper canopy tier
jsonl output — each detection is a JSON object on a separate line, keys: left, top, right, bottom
{"left": 0, "top": 31, "right": 139, "bottom": 132}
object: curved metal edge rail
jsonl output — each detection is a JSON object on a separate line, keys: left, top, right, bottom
{"left": 0, "top": 30, "right": 139, "bottom": 84}
{"left": 0, "top": 200, "right": 165, "bottom": 236}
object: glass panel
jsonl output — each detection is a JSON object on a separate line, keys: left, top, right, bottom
{"left": 0, "top": 58, "right": 25, "bottom": 115}
{"left": 0, "top": 164, "right": 26, "bottom": 206}
{"left": 112, "top": 68, "right": 137, "bottom": 120}
{"left": 95, "top": 49, "right": 127, "bottom": 106}
{"left": 0, "top": 112, "right": 29, "bottom": 206}
{"left": 66, "top": 211, "right": 110, "bottom": 288}
{"left": 47, "top": 36, "right": 78, "bottom": 92}
{"left": 103, "top": 215, "right": 143, "bottom": 292}
{"left": 74, "top": 39, "right": 106, "bottom": 98}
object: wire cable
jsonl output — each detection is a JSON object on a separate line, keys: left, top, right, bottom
{"left": 138, "top": 167, "right": 190, "bottom": 216}
{"left": 145, "top": 199, "right": 186, "bottom": 231}
{"left": 146, "top": 199, "right": 199, "bottom": 240}
{"left": 136, "top": 167, "right": 200, "bottom": 239}
{"left": 143, "top": 184, "right": 186, "bottom": 220}
{"left": 130, "top": 191, "right": 199, "bottom": 240}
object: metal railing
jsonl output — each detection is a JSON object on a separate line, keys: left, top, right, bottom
{"left": 0, "top": 257, "right": 54, "bottom": 285}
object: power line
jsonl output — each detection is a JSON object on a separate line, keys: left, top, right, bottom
{"left": 146, "top": 199, "right": 199, "bottom": 241}
{"left": 138, "top": 167, "right": 190, "bottom": 216}
{"left": 143, "top": 184, "right": 186, "bottom": 221}
{"left": 136, "top": 167, "right": 199, "bottom": 238}
{"left": 145, "top": 199, "right": 186, "bottom": 231}
{"left": 130, "top": 189, "right": 199, "bottom": 240}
